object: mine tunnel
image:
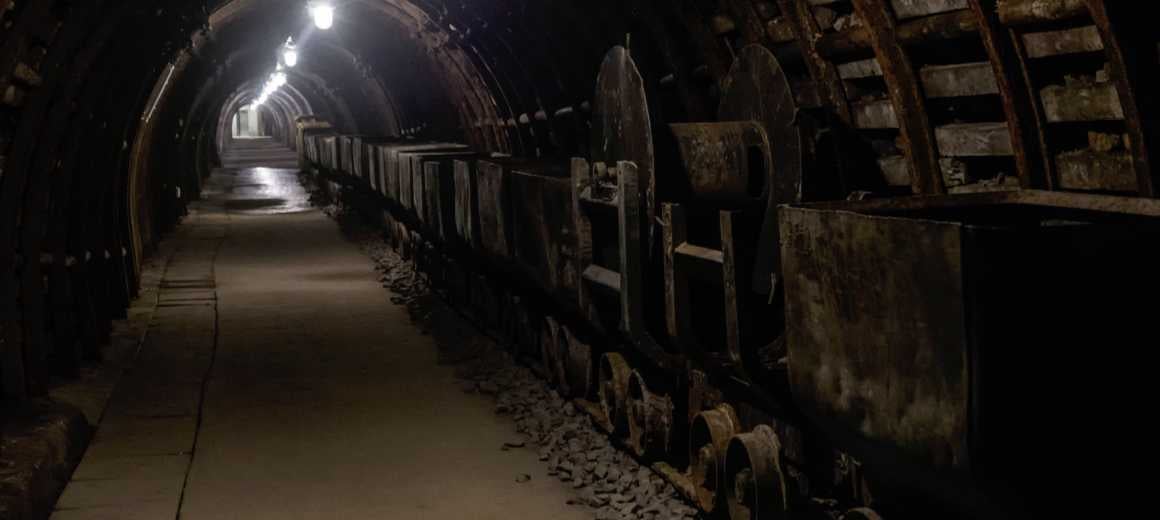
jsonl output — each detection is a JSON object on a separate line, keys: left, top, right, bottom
{"left": 0, "top": 1, "right": 1155, "bottom": 519}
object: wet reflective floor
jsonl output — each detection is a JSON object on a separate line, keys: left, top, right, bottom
{"left": 200, "top": 139, "right": 312, "bottom": 215}
{"left": 201, "top": 167, "right": 314, "bottom": 215}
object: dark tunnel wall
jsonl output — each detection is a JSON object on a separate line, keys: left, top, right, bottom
{"left": 0, "top": 0, "right": 753, "bottom": 403}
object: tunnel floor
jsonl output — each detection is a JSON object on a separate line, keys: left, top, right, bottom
{"left": 51, "top": 138, "right": 591, "bottom": 519}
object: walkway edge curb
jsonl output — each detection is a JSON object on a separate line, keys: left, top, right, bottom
{"left": 0, "top": 237, "right": 174, "bottom": 520}
{"left": 0, "top": 400, "right": 90, "bottom": 520}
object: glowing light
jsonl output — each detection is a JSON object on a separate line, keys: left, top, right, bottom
{"left": 282, "top": 38, "right": 299, "bottom": 68}
{"left": 271, "top": 72, "right": 288, "bottom": 88}
{"left": 309, "top": 3, "right": 334, "bottom": 30}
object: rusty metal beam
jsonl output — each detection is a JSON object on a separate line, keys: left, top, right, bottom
{"left": 817, "top": 9, "right": 978, "bottom": 59}
{"left": 777, "top": 0, "right": 855, "bottom": 194}
{"left": 1086, "top": 0, "right": 1159, "bottom": 197}
{"left": 669, "top": 121, "right": 771, "bottom": 204}
{"left": 998, "top": 0, "right": 1088, "bottom": 26}
{"left": 851, "top": 0, "right": 946, "bottom": 194}
{"left": 968, "top": 0, "right": 1053, "bottom": 189}
{"left": 777, "top": 0, "right": 852, "bottom": 125}
{"left": 1021, "top": 25, "right": 1103, "bottom": 58}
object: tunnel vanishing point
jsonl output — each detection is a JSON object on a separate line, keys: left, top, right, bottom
{"left": 1, "top": 1, "right": 1158, "bottom": 519}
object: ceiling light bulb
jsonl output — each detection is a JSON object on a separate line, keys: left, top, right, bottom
{"left": 283, "top": 48, "right": 298, "bottom": 68}
{"left": 310, "top": 3, "right": 334, "bottom": 30}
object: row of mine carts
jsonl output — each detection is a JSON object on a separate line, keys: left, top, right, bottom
{"left": 295, "top": 47, "right": 1160, "bottom": 519}
{"left": 299, "top": 123, "right": 826, "bottom": 519}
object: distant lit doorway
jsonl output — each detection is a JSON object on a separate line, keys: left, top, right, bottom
{"left": 232, "top": 106, "right": 265, "bottom": 138}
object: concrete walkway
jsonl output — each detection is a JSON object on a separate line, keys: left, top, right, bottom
{"left": 52, "top": 139, "right": 588, "bottom": 519}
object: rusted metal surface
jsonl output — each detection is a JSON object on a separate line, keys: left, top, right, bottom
{"left": 411, "top": 154, "right": 427, "bottom": 216}
{"left": 408, "top": 151, "right": 475, "bottom": 222}
{"left": 891, "top": 0, "right": 968, "bottom": 19}
{"left": 817, "top": 10, "right": 978, "bottom": 59}
{"left": 1086, "top": 0, "right": 1159, "bottom": 196}
{"left": 1021, "top": 25, "right": 1103, "bottom": 58}
{"left": 765, "top": 17, "right": 797, "bottom": 43}
{"left": 1056, "top": 149, "right": 1135, "bottom": 192}
{"left": 374, "top": 143, "right": 393, "bottom": 197}
{"left": 598, "top": 352, "right": 631, "bottom": 435}
{"left": 790, "top": 187, "right": 1160, "bottom": 216}
{"left": 776, "top": 0, "right": 855, "bottom": 127}
{"left": 421, "top": 153, "right": 478, "bottom": 242}
{"left": 1039, "top": 82, "right": 1124, "bottom": 122}
{"left": 997, "top": 0, "right": 1088, "bottom": 26}
{"left": 337, "top": 135, "right": 357, "bottom": 175}
{"left": 625, "top": 370, "right": 673, "bottom": 459}
{"left": 719, "top": 44, "right": 803, "bottom": 294}
{"left": 261, "top": 0, "right": 1160, "bottom": 514}
{"left": 320, "top": 136, "right": 338, "bottom": 171}
{"left": 398, "top": 152, "right": 416, "bottom": 211}
{"left": 368, "top": 146, "right": 383, "bottom": 193}
{"left": 852, "top": 0, "right": 947, "bottom": 195}
{"left": 851, "top": 99, "right": 898, "bottom": 129}
{"left": 919, "top": 62, "right": 998, "bottom": 98}
{"left": 669, "top": 121, "right": 772, "bottom": 205}
{"left": 968, "top": 0, "right": 1053, "bottom": 189}
{"left": 688, "top": 404, "right": 741, "bottom": 513}
{"left": 570, "top": 158, "right": 599, "bottom": 326}
{"left": 843, "top": 508, "right": 885, "bottom": 520}
{"left": 781, "top": 204, "right": 969, "bottom": 469}
{"left": 836, "top": 58, "right": 883, "bottom": 80}
{"left": 935, "top": 122, "right": 1014, "bottom": 157}
{"left": 573, "top": 159, "right": 653, "bottom": 348}
{"left": 452, "top": 159, "right": 479, "bottom": 249}
{"left": 590, "top": 46, "right": 656, "bottom": 244}
{"left": 876, "top": 155, "right": 913, "bottom": 187}
{"left": 662, "top": 204, "right": 688, "bottom": 348}
{"left": 507, "top": 163, "right": 578, "bottom": 301}
{"left": 781, "top": 190, "right": 1160, "bottom": 513}
{"left": 476, "top": 159, "right": 512, "bottom": 259}
{"left": 784, "top": 188, "right": 1159, "bottom": 470}
{"left": 352, "top": 137, "right": 393, "bottom": 184}
{"left": 563, "top": 326, "right": 593, "bottom": 399}
{"left": 422, "top": 163, "right": 443, "bottom": 237}
{"left": 540, "top": 317, "right": 564, "bottom": 388}
{"left": 614, "top": 162, "right": 645, "bottom": 338}
{"left": 662, "top": 203, "right": 749, "bottom": 371}
{"left": 297, "top": 122, "right": 333, "bottom": 171}
{"left": 385, "top": 143, "right": 468, "bottom": 211}
{"left": 774, "top": 0, "right": 858, "bottom": 198}
{"left": 725, "top": 425, "right": 788, "bottom": 520}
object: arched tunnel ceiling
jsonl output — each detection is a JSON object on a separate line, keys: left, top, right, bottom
{"left": 188, "top": 0, "right": 723, "bottom": 153}
{"left": 198, "top": 0, "right": 496, "bottom": 142}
